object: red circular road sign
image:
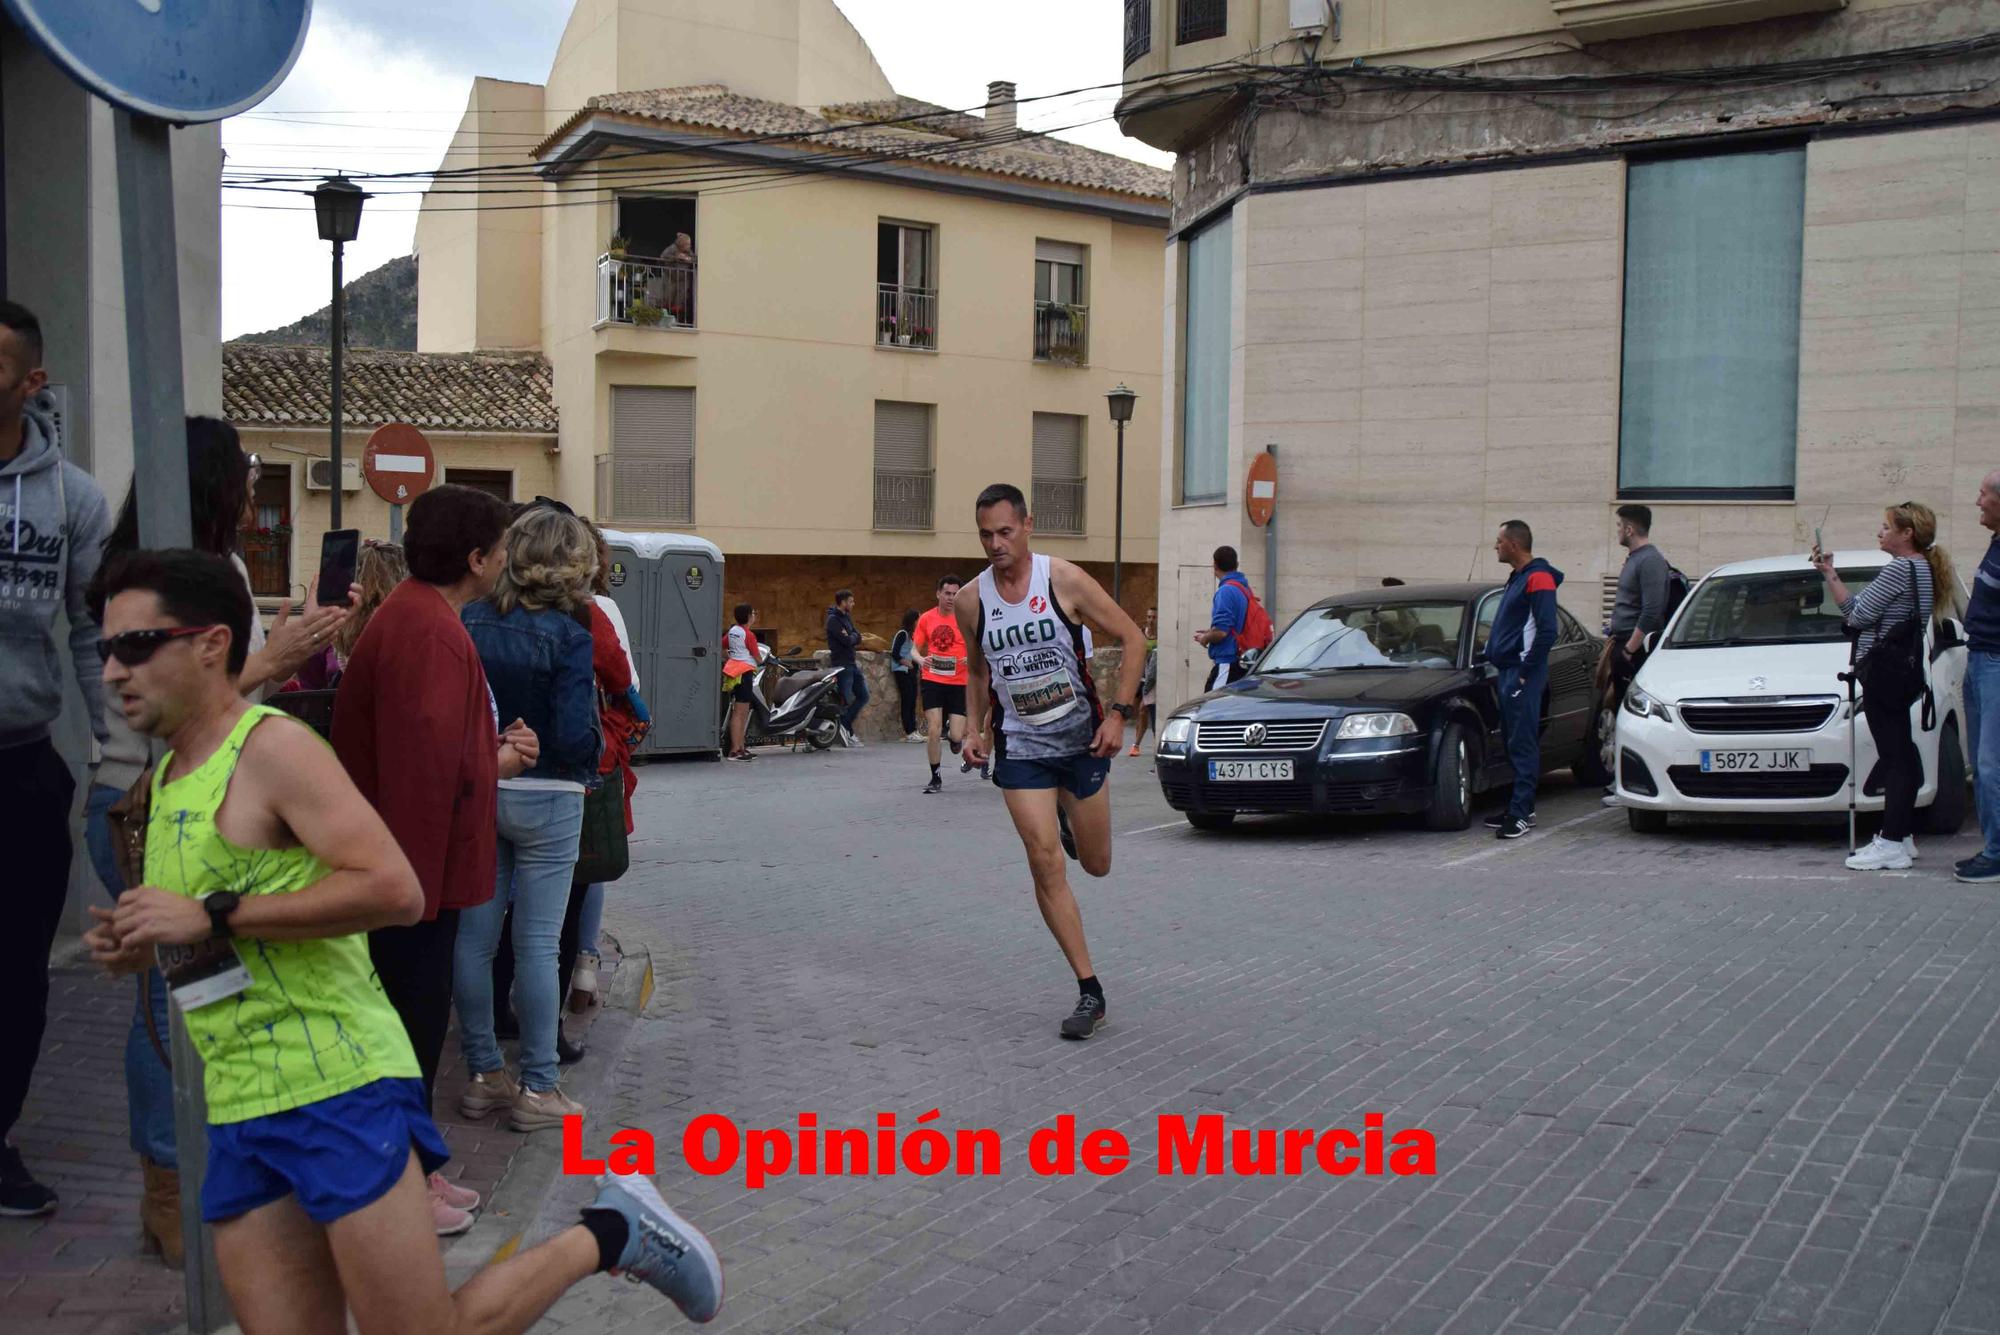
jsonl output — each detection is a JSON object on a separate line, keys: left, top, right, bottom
{"left": 362, "top": 423, "right": 436, "bottom": 506}
{"left": 1246, "top": 451, "right": 1278, "bottom": 528}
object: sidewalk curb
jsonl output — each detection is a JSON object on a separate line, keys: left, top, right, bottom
{"left": 442, "top": 933, "right": 655, "bottom": 1288}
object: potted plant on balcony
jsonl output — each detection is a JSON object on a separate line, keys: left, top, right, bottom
{"left": 608, "top": 232, "right": 629, "bottom": 259}
{"left": 629, "top": 299, "right": 664, "bottom": 327}
{"left": 879, "top": 312, "right": 897, "bottom": 343}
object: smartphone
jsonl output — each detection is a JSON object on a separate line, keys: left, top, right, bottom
{"left": 315, "top": 529, "right": 360, "bottom": 608}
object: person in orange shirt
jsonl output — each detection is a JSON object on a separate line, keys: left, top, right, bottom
{"left": 913, "top": 576, "right": 970, "bottom": 793}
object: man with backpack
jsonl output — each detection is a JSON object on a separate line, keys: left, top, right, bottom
{"left": 1194, "top": 547, "right": 1272, "bottom": 691}
{"left": 1600, "top": 507, "right": 1686, "bottom": 787}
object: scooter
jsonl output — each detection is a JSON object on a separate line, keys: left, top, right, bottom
{"left": 726, "top": 645, "right": 845, "bottom": 752}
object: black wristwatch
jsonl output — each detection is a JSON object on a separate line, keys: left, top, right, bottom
{"left": 203, "top": 891, "right": 241, "bottom": 939}
{"left": 1109, "top": 701, "right": 1135, "bottom": 720}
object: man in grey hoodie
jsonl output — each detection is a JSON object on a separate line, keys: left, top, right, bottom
{"left": 0, "top": 300, "right": 112, "bottom": 1217}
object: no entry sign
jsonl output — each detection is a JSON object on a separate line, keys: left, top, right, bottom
{"left": 362, "top": 423, "right": 436, "bottom": 505}
{"left": 1246, "top": 451, "right": 1278, "bottom": 528}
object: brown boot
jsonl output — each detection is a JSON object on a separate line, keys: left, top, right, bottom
{"left": 139, "top": 1158, "right": 184, "bottom": 1269}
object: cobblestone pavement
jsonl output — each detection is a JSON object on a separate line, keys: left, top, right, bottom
{"left": 7, "top": 925, "right": 630, "bottom": 1333}
{"left": 514, "top": 740, "right": 2000, "bottom": 1335}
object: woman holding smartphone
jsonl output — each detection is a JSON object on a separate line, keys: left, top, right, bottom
{"left": 1813, "top": 502, "right": 1961, "bottom": 872}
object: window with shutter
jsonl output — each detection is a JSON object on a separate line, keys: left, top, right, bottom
{"left": 1031, "top": 412, "right": 1086, "bottom": 536}
{"left": 874, "top": 400, "right": 934, "bottom": 531}
{"left": 606, "top": 386, "right": 695, "bottom": 525}
{"left": 1034, "top": 241, "right": 1088, "bottom": 363}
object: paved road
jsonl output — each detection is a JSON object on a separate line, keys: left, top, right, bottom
{"left": 515, "top": 740, "right": 2000, "bottom": 1335}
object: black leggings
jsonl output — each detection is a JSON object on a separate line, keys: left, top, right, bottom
{"left": 894, "top": 670, "right": 918, "bottom": 735}
{"left": 1864, "top": 687, "right": 1923, "bottom": 841}
{"left": 369, "top": 909, "right": 460, "bottom": 1110}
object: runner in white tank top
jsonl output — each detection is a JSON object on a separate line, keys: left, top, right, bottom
{"left": 957, "top": 483, "right": 1149, "bottom": 1040}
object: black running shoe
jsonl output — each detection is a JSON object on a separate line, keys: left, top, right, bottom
{"left": 980, "top": 763, "right": 991, "bottom": 781}
{"left": 1495, "top": 816, "right": 1531, "bottom": 840}
{"left": 0, "top": 1145, "right": 57, "bottom": 1218}
{"left": 1057, "top": 806, "right": 1078, "bottom": 860}
{"left": 948, "top": 738, "right": 963, "bottom": 756}
{"left": 1483, "top": 811, "right": 1535, "bottom": 830}
{"left": 922, "top": 775, "right": 943, "bottom": 794}
{"left": 1060, "top": 992, "right": 1106, "bottom": 1040}
{"left": 961, "top": 755, "right": 978, "bottom": 774}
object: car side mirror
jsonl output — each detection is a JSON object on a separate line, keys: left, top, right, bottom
{"left": 1239, "top": 649, "right": 1261, "bottom": 673}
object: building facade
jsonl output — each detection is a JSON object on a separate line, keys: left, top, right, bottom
{"left": 222, "top": 344, "right": 559, "bottom": 598}
{"left": 1118, "top": 0, "right": 2000, "bottom": 711}
{"left": 415, "top": 0, "right": 1172, "bottom": 644}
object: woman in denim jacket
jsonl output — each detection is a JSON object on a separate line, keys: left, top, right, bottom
{"left": 454, "top": 508, "right": 602, "bottom": 1129}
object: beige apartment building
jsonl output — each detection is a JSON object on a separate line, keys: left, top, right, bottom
{"left": 413, "top": 0, "right": 1170, "bottom": 643}
{"left": 1119, "top": 0, "right": 2000, "bottom": 709}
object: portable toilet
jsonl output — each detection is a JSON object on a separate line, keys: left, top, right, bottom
{"left": 600, "top": 530, "right": 724, "bottom": 757}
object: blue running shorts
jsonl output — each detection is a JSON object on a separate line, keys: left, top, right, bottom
{"left": 202, "top": 1077, "right": 450, "bottom": 1224}
{"left": 992, "top": 752, "right": 1111, "bottom": 798}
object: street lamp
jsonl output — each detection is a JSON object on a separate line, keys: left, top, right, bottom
{"left": 314, "top": 176, "right": 365, "bottom": 528}
{"left": 1105, "top": 383, "right": 1138, "bottom": 605}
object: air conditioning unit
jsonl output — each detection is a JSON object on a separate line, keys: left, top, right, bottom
{"left": 306, "top": 458, "right": 361, "bottom": 492}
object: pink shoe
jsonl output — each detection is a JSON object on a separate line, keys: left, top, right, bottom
{"left": 429, "top": 1172, "right": 480, "bottom": 1212}
{"left": 430, "top": 1192, "right": 474, "bottom": 1236}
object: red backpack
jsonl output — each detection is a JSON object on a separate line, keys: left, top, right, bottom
{"left": 1229, "top": 577, "right": 1275, "bottom": 653}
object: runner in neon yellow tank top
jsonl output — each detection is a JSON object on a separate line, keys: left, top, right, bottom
{"left": 144, "top": 703, "right": 419, "bottom": 1121}
{"left": 85, "top": 549, "right": 724, "bottom": 1332}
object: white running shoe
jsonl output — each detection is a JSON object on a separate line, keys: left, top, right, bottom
{"left": 1903, "top": 836, "right": 1918, "bottom": 862}
{"left": 1846, "top": 835, "right": 1913, "bottom": 871}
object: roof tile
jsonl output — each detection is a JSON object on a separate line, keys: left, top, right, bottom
{"left": 223, "top": 344, "right": 557, "bottom": 435}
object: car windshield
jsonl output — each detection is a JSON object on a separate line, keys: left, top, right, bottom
{"left": 1258, "top": 601, "right": 1466, "bottom": 672}
{"left": 1666, "top": 568, "right": 1879, "bottom": 649}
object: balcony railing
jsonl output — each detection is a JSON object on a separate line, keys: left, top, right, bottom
{"left": 1033, "top": 479, "right": 1086, "bottom": 536}
{"left": 877, "top": 284, "right": 938, "bottom": 350}
{"left": 873, "top": 470, "right": 935, "bottom": 531}
{"left": 1124, "top": 0, "right": 1152, "bottom": 64}
{"left": 597, "top": 254, "right": 696, "bottom": 329}
{"left": 597, "top": 453, "right": 695, "bottom": 526}
{"left": 1033, "top": 301, "right": 1089, "bottom": 365}
{"left": 1176, "top": 0, "right": 1225, "bottom": 43}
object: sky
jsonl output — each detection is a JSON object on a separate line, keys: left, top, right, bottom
{"left": 219, "top": 0, "right": 1175, "bottom": 339}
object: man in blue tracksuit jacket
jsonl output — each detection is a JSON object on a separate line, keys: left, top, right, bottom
{"left": 1487, "top": 520, "right": 1562, "bottom": 839}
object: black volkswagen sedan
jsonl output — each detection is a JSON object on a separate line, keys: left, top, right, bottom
{"left": 1156, "top": 583, "right": 1609, "bottom": 831}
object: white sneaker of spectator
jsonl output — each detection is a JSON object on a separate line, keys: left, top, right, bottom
{"left": 1845, "top": 835, "right": 1913, "bottom": 871}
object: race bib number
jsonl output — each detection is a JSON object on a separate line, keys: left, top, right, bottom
{"left": 158, "top": 938, "right": 253, "bottom": 1010}
{"left": 1002, "top": 662, "right": 1081, "bottom": 725}
{"left": 931, "top": 655, "right": 958, "bottom": 676}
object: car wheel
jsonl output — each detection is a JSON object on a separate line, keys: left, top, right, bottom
{"left": 1918, "top": 719, "right": 1969, "bottom": 836}
{"left": 805, "top": 718, "right": 838, "bottom": 751}
{"left": 1185, "top": 811, "right": 1236, "bottom": 832}
{"left": 1627, "top": 807, "right": 1669, "bottom": 834}
{"left": 1424, "top": 723, "right": 1473, "bottom": 831}
{"left": 1573, "top": 707, "right": 1615, "bottom": 787}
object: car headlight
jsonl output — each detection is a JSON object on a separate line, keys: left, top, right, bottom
{"left": 1161, "top": 716, "right": 1193, "bottom": 745}
{"left": 1624, "top": 685, "right": 1672, "bottom": 722}
{"left": 1336, "top": 712, "right": 1418, "bottom": 740}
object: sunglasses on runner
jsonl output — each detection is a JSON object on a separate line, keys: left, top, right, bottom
{"left": 103, "top": 625, "right": 219, "bottom": 667}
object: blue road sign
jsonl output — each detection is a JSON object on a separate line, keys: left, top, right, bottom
{"left": 2, "top": 0, "right": 312, "bottom": 124}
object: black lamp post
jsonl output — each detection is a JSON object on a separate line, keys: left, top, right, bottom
{"left": 314, "top": 176, "right": 365, "bottom": 528}
{"left": 1105, "top": 383, "right": 1138, "bottom": 605}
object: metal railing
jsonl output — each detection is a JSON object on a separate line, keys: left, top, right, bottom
{"left": 1033, "top": 478, "right": 1086, "bottom": 536}
{"left": 1177, "top": 0, "right": 1226, "bottom": 43}
{"left": 877, "top": 283, "right": 938, "bottom": 350}
{"left": 873, "top": 469, "right": 935, "bottom": 530}
{"left": 597, "top": 253, "right": 696, "bottom": 329}
{"left": 597, "top": 453, "right": 695, "bottom": 526}
{"left": 1033, "top": 301, "right": 1089, "bottom": 365}
{"left": 1125, "top": 0, "right": 1152, "bottom": 63}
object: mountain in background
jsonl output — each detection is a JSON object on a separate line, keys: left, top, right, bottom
{"left": 235, "top": 254, "right": 418, "bottom": 351}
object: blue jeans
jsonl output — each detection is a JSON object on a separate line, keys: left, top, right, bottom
{"left": 454, "top": 788, "right": 584, "bottom": 1092}
{"left": 85, "top": 782, "right": 178, "bottom": 1166}
{"left": 1965, "top": 650, "right": 2000, "bottom": 860}
{"left": 1498, "top": 662, "right": 1548, "bottom": 821}
{"left": 577, "top": 882, "right": 605, "bottom": 958}
{"left": 838, "top": 664, "right": 870, "bottom": 731}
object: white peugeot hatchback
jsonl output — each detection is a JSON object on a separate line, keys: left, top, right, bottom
{"left": 1613, "top": 551, "right": 1969, "bottom": 834}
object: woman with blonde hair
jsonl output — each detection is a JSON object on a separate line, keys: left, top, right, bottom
{"left": 1814, "top": 500, "right": 1958, "bottom": 871}
{"left": 454, "top": 505, "right": 602, "bottom": 1131}
{"left": 290, "top": 540, "right": 409, "bottom": 690}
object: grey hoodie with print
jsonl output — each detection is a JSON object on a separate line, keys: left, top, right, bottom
{"left": 0, "top": 400, "right": 111, "bottom": 747}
